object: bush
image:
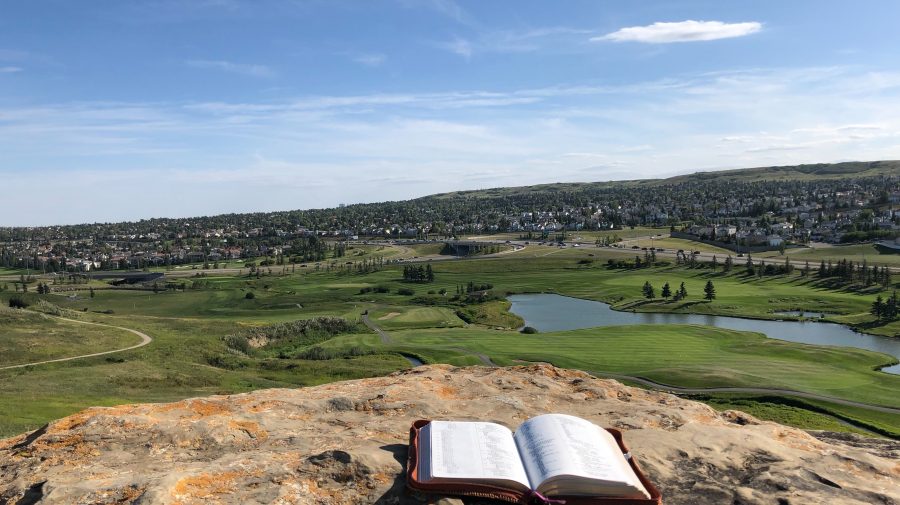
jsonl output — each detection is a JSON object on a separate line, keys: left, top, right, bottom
{"left": 397, "top": 287, "right": 415, "bottom": 296}
{"left": 8, "top": 296, "right": 29, "bottom": 309}
{"left": 520, "top": 326, "right": 539, "bottom": 334}
{"left": 374, "top": 285, "right": 390, "bottom": 293}
{"left": 245, "top": 291, "right": 256, "bottom": 299}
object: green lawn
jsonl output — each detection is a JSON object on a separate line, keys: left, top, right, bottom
{"left": 620, "top": 236, "right": 735, "bottom": 255}
{"left": 322, "top": 324, "right": 900, "bottom": 436}
{"left": 1, "top": 251, "right": 899, "bottom": 439}
{"left": 368, "top": 306, "right": 465, "bottom": 329}
{"left": 758, "top": 243, "right": 900, "bottom": 267}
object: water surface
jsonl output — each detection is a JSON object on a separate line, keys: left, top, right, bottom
{"left": 508, "top": 293, "right": 900, "bottom": 375}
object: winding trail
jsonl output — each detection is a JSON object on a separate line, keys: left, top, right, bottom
{"left": 361, "top": 313, "right": 392, "bottom": 344}
{"left": 0, "top": 316, "right": 153, "bottom": 371}
{"left": 587, "top": 371, "right": 900, "bottom": 415}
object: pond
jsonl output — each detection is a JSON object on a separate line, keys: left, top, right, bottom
{"left": 507, "top": 293, "right": 900, "bottom": 375}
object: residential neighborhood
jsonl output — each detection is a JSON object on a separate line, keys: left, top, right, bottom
{"left": 1, "top": 171, "right": 898, "bottom": 271}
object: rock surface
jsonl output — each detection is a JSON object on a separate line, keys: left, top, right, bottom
{"left": 1, "top": 364, "right": 897, "bottom": 504}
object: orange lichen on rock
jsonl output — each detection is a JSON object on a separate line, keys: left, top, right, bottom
{"left": 227, "top": 420, "right": 269, "bottom": 441}
{"left": 172, "top": 470, "right": 247, "bottom": 499}
{"left": 1, "top": 364, "right": 898, "bottom": 505}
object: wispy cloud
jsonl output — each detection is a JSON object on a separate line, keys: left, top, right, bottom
{"left": 185, "top": 59, "right": 274, "bottom": 78}
{"left": 0, "top": 66, "right": 23, "bottom": 73}
{"left": 3, "top": 65, "right": 900, "bottom": 224}
{"left": 352, "top": 53, "right": 387, "bottom": 67}
{"left": 440, "top": 37, "right": 473, "bottom": 59}
{"left": 397, "top": 0, "right": 470, "bottom": 24}
{"left": 594, "top": 20, "right": 762, "bottom": 44}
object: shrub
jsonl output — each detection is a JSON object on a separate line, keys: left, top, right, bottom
{"left": 8, "top": 296, "right": 29, "bottom": 309}
{"left": 520, "top": 326, "right": 539, "bottom": 334}
{"left": 245, "top": 291, "right": 256, "bottom": 299}
{"left": 397, "top": 287, "right": 415, "bottom": 296}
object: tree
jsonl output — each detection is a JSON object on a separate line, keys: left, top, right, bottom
{"left": 723, "top": 255, "right": 733, "bottom": 273}
{"left": 661, "top": 282, "right": 672, "bottom": 299}
{"left": 872, "top": 295, "right": 884, "bottom": 319}
{"left": 678, "top": 282, "right": 688, "bottom": 300}
{"left": 642, "top": 281, "right": 655, "bottom": 299}
{"left": 90, "top": 287, "right": 95, "bottom": 298}
{"left": 704, "top": 280, "right": 716, "bottom": 301}
{"left": 711, "top": 255, "right": 717, "bottom": 271}
{"left": 426, "top": 264, "right": 435, "bottom": 283}
{"left": 745, "top": 255, "right": 755, "bottom": 276}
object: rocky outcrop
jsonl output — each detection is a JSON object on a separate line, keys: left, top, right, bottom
{"left": 1, "top": 364, "right": 897, "bottom": 504}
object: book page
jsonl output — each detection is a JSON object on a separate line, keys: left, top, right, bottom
{"left": 513, "top": 414, "right": 635, "bottom": 489}
{"left": 425, "top": 420, "right": 531, "bottom": 489}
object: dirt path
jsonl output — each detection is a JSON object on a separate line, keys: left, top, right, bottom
{"left": 0, "top": 316, "right": 153, "bottom": 371}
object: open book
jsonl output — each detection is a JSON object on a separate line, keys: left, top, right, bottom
{"left": 408, "top": 414, "right": 660, "bottom": 504}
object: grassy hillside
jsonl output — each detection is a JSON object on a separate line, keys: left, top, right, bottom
{"left": 426, "top": 160, "right": 899, "bottom": 199}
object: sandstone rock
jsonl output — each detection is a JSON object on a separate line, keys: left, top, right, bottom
{"left": 0, "top": 364, "right": 897, "bottom": 504}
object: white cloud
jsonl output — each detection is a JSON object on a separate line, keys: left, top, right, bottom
{"left": 594, "top": 20, "right": 761, "bottom": 44}
{"left": 352, "top": 53, "right": 387, "bottom": 67}
{"left": 4, "top": 65, "right": 900, "bottom": 225}
{"left": 442, "top": 37, "right": 473, "bottom": 58}
{"left": 185, "top": 59, "right": 274, "bottom": 78}
{"left": 0, "top": 66, "right": 22, "bottom": 73}
{"left": 396, "top": 0, "right": 469, "bottom": 24}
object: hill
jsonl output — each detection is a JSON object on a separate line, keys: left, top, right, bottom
{"left": 427, "top": 160, "right": 900, "bottom": 200}
{"left": 1, "top": 364, "right": 897, "bottom": 504}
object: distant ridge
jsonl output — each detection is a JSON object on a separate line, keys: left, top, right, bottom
{"left": 2, "top": 160, "right": 897, "bottom": 229}
{"left": 428, "top": 160, "right": 900, "bottom": 200}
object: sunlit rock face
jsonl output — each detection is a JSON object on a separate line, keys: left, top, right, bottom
{"left": 1, "top": 364, "right": 898, "bottom": 504}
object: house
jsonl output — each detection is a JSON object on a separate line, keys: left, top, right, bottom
{"left": 715, "top": 225, "right": 737, "bottom": 238}
{"left": 767, "top": 235, "right": 784, "bottom": 248}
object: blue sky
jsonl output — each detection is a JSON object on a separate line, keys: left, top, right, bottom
{"left": 2, "top": 1, "right": 900, "bottom": 225}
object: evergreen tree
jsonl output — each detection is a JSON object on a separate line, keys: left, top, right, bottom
{"left": 661, "top": 282, "right": 672, "bottom": 299}
{"left": 745, "top": 255, "right": 755, "bottom": 275}
{"left": 678, "top": 282, "right": 687, "bottom": 300}
{"left": 642, "top": 281, "right": 655, "bottom": 299}
{"left": 723, "top": 255, "right": 733, "bottom": 273}
{"left": 711, "top": 255, "right": 717, "bottom": 271}
{"left": 872, "top": 295, "right": 884, "bottom": 319}
{"left": 704, "top": 280, "right": 716, "bottom": 301}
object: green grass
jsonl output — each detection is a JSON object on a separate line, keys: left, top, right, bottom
{"left": 758, "top": 243, "right": 900, "bottom": 267}
{"left": 1, "top": 251, "right": 898, "bottom": 439}
{"left": 620, "top": 236, "right": 735, "bottom": 255}
{"left": 456, "top": 300, "right": 524, "bottom": 328}
{"left": 0, "top": 308, "right": 142, "bottom": 366}
{"left": 690, "top": 394, "right": 880, "bottom": 436}
{"left": 326, "top": 324, "right": 900, "bottom": 436}
{"left": 368, "top": 306, "right": 465, "bottom": 329}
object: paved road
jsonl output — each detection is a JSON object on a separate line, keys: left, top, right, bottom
{"left": 0, "top": 316, "right": 153, "bottom": 371}
{"left": 589, "top": 371, "right": 900, "bottom": 415}
{"left": 361, "top": 313, "right": 392, "bottom": 344}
